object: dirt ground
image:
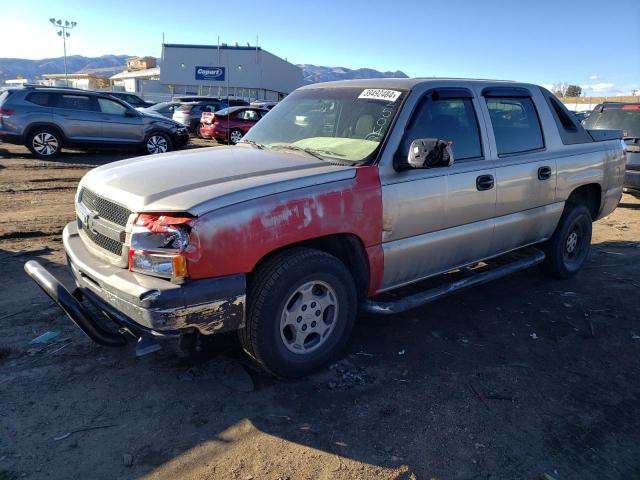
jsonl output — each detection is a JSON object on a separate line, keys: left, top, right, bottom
{"left": 1, "top": 140, "right": 639, "bottom": 480}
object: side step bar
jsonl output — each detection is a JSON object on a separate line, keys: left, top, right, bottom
{"left": 361, "top": 249, "right": 546, "bottom": 315}
{"left": 24, "top": 260, "right": 128, "bottom": 347}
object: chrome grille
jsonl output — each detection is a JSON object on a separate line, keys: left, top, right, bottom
{"left": 80, "top": 188, "right": 130, "bottom": 227}
{"left": 78, "top": 188, "right": 130, "bottom": 258}
{"left": 78, "top": 218, "right": 123, "bottom": 256}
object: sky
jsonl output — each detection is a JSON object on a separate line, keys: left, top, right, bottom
{"left": 0, "top": 0, "right": 638, "bottom": 96}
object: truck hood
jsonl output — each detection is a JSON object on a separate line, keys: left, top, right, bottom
{"left": 79, "top": 146, "right": 354, "bottom": 215}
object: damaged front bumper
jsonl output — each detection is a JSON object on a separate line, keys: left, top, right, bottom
{"left": 24, "top": 222, "right": 246, "bottom": 347}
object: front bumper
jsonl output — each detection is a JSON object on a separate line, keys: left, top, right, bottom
{"left": 52, "top": 222, "right": 246, "bottom": 338}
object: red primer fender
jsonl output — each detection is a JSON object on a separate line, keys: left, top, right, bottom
{"left": 186, "top": 166, "right": 385, "bottom": 296}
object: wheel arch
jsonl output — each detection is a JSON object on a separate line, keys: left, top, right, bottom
{"left": 565, "top": 183, "right": 602, "bottom": 220}
{"left": 249, "top": 233, "right": 371, "bottom": 301}
{"left": 25, "top": 122, "right": 67, "bottom": 146}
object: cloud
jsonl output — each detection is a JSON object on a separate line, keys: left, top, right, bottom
{"left": 589, "top": 75, "right": 601, "bottom": 80}
{"left": 580, "top": 82, "right": 615, "bottom": 93}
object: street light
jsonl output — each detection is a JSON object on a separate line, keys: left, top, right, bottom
{"left": 49, "top": 18, "right": 77, "bottom": 87}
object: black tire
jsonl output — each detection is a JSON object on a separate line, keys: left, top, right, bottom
{"left": 229, "top": 128, "right": 243, "bottom": 145}
{"left": 196, "top": 123, "right": 206, "bottom": 139}
{"left": 239, "top": 248, "right": 357, "bottom": 378}
{"left": 144, "top": 132, "right": 172, "bottom": 155}
{"left": 540, "top": 204, "right": 592, "bottom": 279}
{"left": 27, "top": 127, "right": 62, "bottom": 159}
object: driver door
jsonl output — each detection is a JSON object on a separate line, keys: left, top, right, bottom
{"left": 379, "top": 89, "right": 497, "bottom": 290}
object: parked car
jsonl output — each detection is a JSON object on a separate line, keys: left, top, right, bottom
{"left": 175, "top": 95, "right": 249, "bottom": 106}
{"left": 583, "top": 102, "right": 640, "bottom": 197}
{"left": 137, "top": 101, "right": 182, "bottom": 119}
{"left": 250, "top": 100, "right": 279, "bottom": 110}
{"left": 104, "top": 91, "right": 154, "bottom": 108}
{"left": 198, "top": 106, "right": 268, "bottom": 143}
{"left": 26, "top": 79, "right": 625, "bottom": 378}
{"left": 571, "top": 111, "right": 590, "bottom": 123}
{"left": 0, "top": 86, "right": 189, "bottom": 158}
{"left": 172, "top": 100, "right": 229, "bottom": 132}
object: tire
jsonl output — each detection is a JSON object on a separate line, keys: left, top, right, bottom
{"left": 239, "top": 248, "right": 357, "bottom": 378}
{"left": 540, "top": 204, "right": 592, "bottom": 279}
{"left": 27, "top": 127, "right": 62, "bottom": 159}
{"left": 229, "top": 128, "right": 243, "bottom": 145}
{"left": 144, "top": 132, "right": 172, "bottom": 155}
{"left": 196, "top": 123, "right": 206, "bottom": 139}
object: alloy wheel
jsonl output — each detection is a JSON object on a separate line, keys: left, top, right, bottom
{"left": 32, "top": 133, "right": 59, "bottom": 156}
{"left": 230, "top": 130, "right": 243, "bottom": 144}
{"left": 147, "top": 135, "right": 168, "bottom": 154}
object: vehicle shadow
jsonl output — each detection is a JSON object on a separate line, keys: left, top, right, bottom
{"left": 5, "top": 239, "right": 640, "bottom": 479}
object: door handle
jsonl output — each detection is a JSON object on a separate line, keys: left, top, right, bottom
{"left": 538, "top": 166, "right": 552, "bottom": 180}
{"left": 476, "top": 174, "right": 495, "bottom": 191}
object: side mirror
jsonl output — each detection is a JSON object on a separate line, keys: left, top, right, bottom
{"left": 405, "top": 138, "right": 454, "bottom": 169}
{"left": 125, "top": 109, "right": 138, "bottom": 117}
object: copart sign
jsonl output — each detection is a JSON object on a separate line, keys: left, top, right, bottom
{"left": 195, "top": 66, "right": 226, "bottom": 81}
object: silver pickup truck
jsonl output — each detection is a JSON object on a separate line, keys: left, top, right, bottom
{"left": 26, "top": 78, "right": 626, "bottom": 377}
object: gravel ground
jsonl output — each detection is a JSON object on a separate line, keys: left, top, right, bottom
{"left": 1, "top": 141, "right": 639, "bottom": 480}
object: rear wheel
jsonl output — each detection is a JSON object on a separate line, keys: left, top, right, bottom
{"left": 145, "top": 132, "right": 172, "bottom": 154}
{"left": 196, "top": 123, "right": 206, "bottom": 139}
{"left": 229, "top": 128, "right": 243, "bottom": 145}
{"left": 540, "top": 204, "right": 592, "bottom": 278}
{"left": 239, "top": 248, "right": 357, "bottom": 377}
{"left": 27, "top": 128, "right": 61, "bottom": 159}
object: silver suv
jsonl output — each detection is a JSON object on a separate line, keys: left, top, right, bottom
{"left": 0, "top": 86, "right": 189, "bottom": 159}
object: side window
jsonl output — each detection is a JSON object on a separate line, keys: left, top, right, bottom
{"left": 98, "top": 98, "right": 128, "bottom": 115}
{"left": 244, "top": 110, "right": 259, "bottom": 121}
{"left": 403, "top": 96, "right": 483, "bottom": 160}
{"left": 56, "top": 94, "right": 94, "bottom": 111}
{"left": 485, "top": 97, "right": 544, "bottom": 155}
{"left": 27, "top": 92, "right": 52, "bottom": 106}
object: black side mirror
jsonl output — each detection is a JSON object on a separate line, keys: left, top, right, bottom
{"left": 403, "top": 138, "right": 454, "bottom": 170}
{"left": 125, "top": 109, "right": 138, "bottom": 117}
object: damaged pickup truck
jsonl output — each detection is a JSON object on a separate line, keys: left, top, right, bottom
{"left": 26, "top": 79, "right": 626, "bottom": 377}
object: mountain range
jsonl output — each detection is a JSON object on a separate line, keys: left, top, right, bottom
{"left": 0, "top": 55, "right": 408, "bottom": 84}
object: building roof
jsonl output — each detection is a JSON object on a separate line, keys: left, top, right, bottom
{"left": 110, "top": 67, "right": 161, "bottom": 80}
{"left": 163, "top": 43, "right": 262, "bottom": 51}
{"left": 43, "top": 73, "right": 107, "bottom": 80}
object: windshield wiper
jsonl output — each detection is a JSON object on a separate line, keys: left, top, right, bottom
{"left": 269, "top": 144, "right": 325, "bottom": 161}
{"left": 238, "top": 139, "right": 264, "bottom": 149}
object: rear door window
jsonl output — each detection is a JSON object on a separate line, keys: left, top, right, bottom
{"left": 55, "top": 94, "right": 94, "bottom": 111}
{"left": 27, "top": 92, "right": 52, "bottom": 106}
{"left": 403, "top": 96, "right": 483, "bottom": 160}
{"left": 486, "top": 97, "right": 544, "bottom": 155}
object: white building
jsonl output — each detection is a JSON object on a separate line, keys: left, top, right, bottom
{"left": 159, "top": 43, "right": 303, "bottom": 101}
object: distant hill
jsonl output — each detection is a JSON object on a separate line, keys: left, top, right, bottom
{"left": 0, "top": 55, "right": 129, "bottom": 81}
{"left": 298, "top": 64, "right": 408, "bottom": 84}
{"left": 0, "top": 55, "right": 408, "bottom": 84}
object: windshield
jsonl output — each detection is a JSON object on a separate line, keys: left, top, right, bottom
{"left": 583, "top": 106, "right": 640, "bottom": 138}
{"left": 242, "top": 87, "right": 406, "bottom": 162}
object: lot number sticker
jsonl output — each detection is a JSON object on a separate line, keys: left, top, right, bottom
{"left": 358, "top": 89, "right": 402, "bottom": 102}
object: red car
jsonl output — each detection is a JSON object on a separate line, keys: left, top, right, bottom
{"left": 199, "top": 106, "right": 268, "bottom": 144}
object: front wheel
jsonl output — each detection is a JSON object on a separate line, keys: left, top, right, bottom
{"left": 239, "top": 248, "right": 357, "bottom": 377}
{"left": 145, "top": 132, "right": 172, "bottom": 155}
{"left": 540, "top": 204, "right": 592, "bottom": 279}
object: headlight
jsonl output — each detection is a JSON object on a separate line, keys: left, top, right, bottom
{"left": 129, "top": 214, "right": 193, "bottom": 282}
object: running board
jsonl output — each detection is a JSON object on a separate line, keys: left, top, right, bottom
{"left": 361, "top": 248, "right": 546, "bottom": 315}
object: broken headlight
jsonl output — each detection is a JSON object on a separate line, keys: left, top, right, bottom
{"left": 129, "top": 214, "right": 192, "bottom": 281}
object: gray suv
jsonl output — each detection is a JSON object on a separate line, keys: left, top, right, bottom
{"left": 0, "top": 86, "right": 189, "bottom": 159}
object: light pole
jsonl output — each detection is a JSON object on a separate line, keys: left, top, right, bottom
{"left": 49, "top": 18, "right": 77, "bottom": 87}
